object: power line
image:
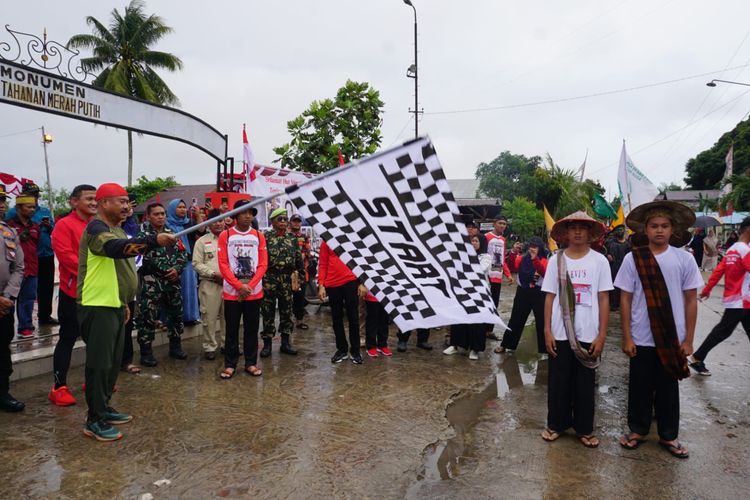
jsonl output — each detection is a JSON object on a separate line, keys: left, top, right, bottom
{"left": 0, "top": 127, "right": 41, "bottom": 140}
{"left": 425, "top": 63, "right": 750, "bottom": 115}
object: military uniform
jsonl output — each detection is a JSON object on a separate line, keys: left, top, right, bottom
{"left": 290, "top": 228, "right": 311, "bottom": 324}
{"left": 0, "top": 220, "right": 24, "bottom": 411}
{"left": 134, "top": 223, "right": 188, "bottom": 346}
{"left": 261, "top": 229, "right": 303, "bottom": 341}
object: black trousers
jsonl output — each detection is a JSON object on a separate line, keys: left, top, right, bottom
{"left": 0, "top": 313, "right": 14, "bottom": 395}
{"left": 224, "top": 299, "right": 261, "bottom": 369}
{"left": 52, "top": 291, "right": 80, "bottom": 387}
{"left": 121, "top": 301, "right": 136, "bottom": 367}
{"left": 628, "top": 346, "right": 680, "bottom": 441}
{"left": 37, "top": 255, "right": 55, "bottom": 321}
{"left": 397, "top": 328, "right": 430, "bottom": 343}
{"left": 547, "top": 340, "right": 595, "bottom": 435}
{"left": 490, "top": 282, "right": 502, "bottom": 307}
{"left": 328, "top": 280, "right": 360, "bottom": 353}
{"left": 449, "top": 324, "right": 487, "bottom": 352}
{"left": 365, "top": 301, "right": 389, "bottom": 349}
{"left": 694, "top": 308, "right": 750, "bottom": 362}
{"left": 501, "top": 286, "right": 546, "bottom": 353}
{"left": 292, "top": 288, "right": 307, "bottom": 321}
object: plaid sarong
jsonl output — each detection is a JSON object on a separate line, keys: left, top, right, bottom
{"left": 631, "top": 246, "right": 690, "bottom": 380}
{"left": 556, "top": 251, "right": 600, "bottom": 369}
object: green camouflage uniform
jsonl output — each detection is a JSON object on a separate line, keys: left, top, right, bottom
{"left": 135, "top": 223, "right": 188, "bottom": 344}
{"left": 261, "top": 229, "right": 304, "bottom": 339}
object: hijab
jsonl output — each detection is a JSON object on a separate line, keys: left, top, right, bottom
{"left": 166, "top": 199, "right": 191, "bottom": 251}
{"left": 518, "top": 236, "right": 547, "bottom": 287}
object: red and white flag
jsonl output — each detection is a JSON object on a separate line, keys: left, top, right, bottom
{"left": 723, "top": 144, "right": 734, "bottom": 214}
{"left": 243, "top": 124, "right": 267, "bottom": 196}
{"left": 0, "top": 173, "right": 35, "bottom": 196}
{"left": 338, "top": 148, "right": 345, "bottom": 168}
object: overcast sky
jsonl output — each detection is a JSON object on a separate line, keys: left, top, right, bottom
{"left": 2, "top": 0, "right": 750, "bottom": 198}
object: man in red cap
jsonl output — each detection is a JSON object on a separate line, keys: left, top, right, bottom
{"left": 78, "top": 183, "right": 176, "bottom": 441}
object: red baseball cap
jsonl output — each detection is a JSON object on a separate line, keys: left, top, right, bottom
{"left": 95, "top": 183, "right": 129, "bottom": 201}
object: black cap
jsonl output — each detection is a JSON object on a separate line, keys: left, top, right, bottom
{"left": 290, "top": 213, "right": 303, "bottom": 222}
{"left": 465, "top": 220, "right": 477, "bottom": 228}
{"left": 233, "top": 199, "right": 257, "bottom": 217}
{"left": 740, "top": 216, "right": 750, "bottom": 230}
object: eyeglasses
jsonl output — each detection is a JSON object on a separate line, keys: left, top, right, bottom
{"left": 275, "top": 217, "right": 288, "bottom": 222}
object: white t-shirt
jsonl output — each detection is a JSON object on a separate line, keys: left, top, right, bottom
{"left": 541, "top": 249, "right": 614, "bottom": 342}
{"left": 614, "top": 246, "right": 704, "bottom": 346}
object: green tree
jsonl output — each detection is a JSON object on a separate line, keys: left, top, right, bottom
{"left": 684, "top": 117, "right": 750, "bottom": 189}
{"left": 719, "top": 173, "right": 750, "bottom": 211}
{"left": 658, "top": 182, "right": 683, "bottom": 193}
{"left": 475, "top": 151, "right": 542, "bottom": 201}
{"left": 67, "top": 0, "right": 183, "bottom": 186}
{"left": 503, "top": 197, "right": 544, "bottom": 239}
{"left": 537, "top": 154, "right": 604, "bottom": 218}
{"left": 39, "top": 187, "right": 72, "bottom": 218}
{"left": 273, "top": 80, "right": 384, "bottom": 173}
{"left": 126, "top": 175, "right": 179, "bottom": 204}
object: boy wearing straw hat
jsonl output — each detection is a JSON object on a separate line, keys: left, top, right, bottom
{"left": 541, "top": 211, "right": 612, "bottom": 448}
{"left": 614, "top": 201, "right": 702, "bottom": 459}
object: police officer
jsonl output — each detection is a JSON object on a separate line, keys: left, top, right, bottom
{"left": 0, "top": 184, "right": 25, "bottom": 412}
{"left": 261, "top": 207, "right": 304, "bottom": 357}
{"left": 134, "top": 203, "right": 189, "bottom": 366}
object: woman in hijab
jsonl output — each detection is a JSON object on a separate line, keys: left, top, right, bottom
{"left": 495, "top": 236, "right": 549, "bottom": 354}
{"left": 702, "top": 228, "right": 719, "bottom": 272}
{"left": 166, "top": 199, "right": 202, "bottom": 324}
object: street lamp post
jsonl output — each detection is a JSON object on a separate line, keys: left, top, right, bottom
{"left": 403, "top": 0, "right": 421, "bottom": 138}
{"left": 706, "top": 79, "right": 750, "bottom": 88}
{"left": 41, "top": 126, "right": 54, "bottom": 212}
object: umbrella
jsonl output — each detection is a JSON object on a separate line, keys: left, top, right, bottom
{"left": 694, "top": 215, "right": 722, "bottom": 228}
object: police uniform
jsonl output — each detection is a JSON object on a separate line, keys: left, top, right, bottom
{"left": 134, "top": 223, "right": 188, "bottom": 362}
{"left": 0, "top": 215, "right": 25, "bottom": 412}
{"left": 261, "top": 227, "right": 304, "bottom": 354}
{"left": 193, "top": 230, "right": 225, "bottom": 356}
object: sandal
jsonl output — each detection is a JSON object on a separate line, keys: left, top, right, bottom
{"left": 296, "top": 323, "right": 309, "bottom": 330}
{"left": 541, "top": 429, "right": 561, "bottom": 442}
{"left": 219, "top": 367, "right": 235, "bottom": 380}
{"left": 578, "top": 434, "right": 600, "bottom": 448}
{"left": 121, "top": 364, "right": 141, "bottom": 374}
{"left": 245, "top": 365, "right": 263, "bottom": 377}
{"left": 659, "top": 440, "right": 689, "bottom": 459}
{"left": 619, "top": 433, "right": 646, "bottom": 450}
{"left": 494, "top": 346, "right": 507, "bottom": 354}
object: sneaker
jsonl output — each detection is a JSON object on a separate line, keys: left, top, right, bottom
{"left": 350, "top": 351, "right": 363, "bottom": 364}
{"left": 397, "top": 340, "right": 408, "bottom": 352}
{"left": 331, "top": 350, "right": 349, "bottom": 363}
{"left": 17, "top": 329, "right": 34, "bottom": 339}
{"left": 377, "top": 346, "right": 393, "bottom": 357}
{"left": 83, "top": 420, "right": 123, "bottom": 442}
{"left": 469, "top": 350, "right": 479, "bottom": 360}
{"left": 48, "top": 386, "right": 77, "bottom": 406}
{"left": 443, "top": 346, "right": 459, "bottom": 355}
{"left": 366, "top": 348, "right": 379, "bottom": 358}
{"left": 689, "top": 360, "right": 711, "bottom": 376}
{"left": 103, "top": 407, "right": 133, "bottom": 425}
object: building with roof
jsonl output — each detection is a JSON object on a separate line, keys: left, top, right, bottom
{"left": 447, "top": 178, "right": 502, "bottom": 221}
{"left": 657, "top": 189, "right": 721, "bottom": 210}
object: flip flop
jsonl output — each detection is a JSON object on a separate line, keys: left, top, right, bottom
{"left": 619, "top": 433, "right": 646, "bottom": 450}
{"left": 541, "top": 429, "right": 561, "bottom": 442}
{"left": 245, "top": 366, "right": 263, "bottom": 377}
{"left": 219, "top": 367, "right": 235, "bottom": 380}
{"left": 121, "top": 364, "right": 141, "bottom": 374}
{"left": 578, "top": 434, "right": 600, "bottom": 448}
{"left": 296, "top": 323, "right": 309, "bottom": 330}
{"left": 494, "top": 346, "right": 508, "bottom": 354}
{"left": 659, "top": 440, "right": 689, "bottom": 459}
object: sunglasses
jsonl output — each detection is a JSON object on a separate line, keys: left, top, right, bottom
{"left": 275, "top": 217, "right": 288, "bottom": 222}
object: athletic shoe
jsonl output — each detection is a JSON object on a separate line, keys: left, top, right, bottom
{"left": 17, "top": 329, "right": 34, "bottom": 339}
{"left": 443, "top": 346, "right": 459, "bottom": 355}
{"left": 83, "top": 420, "right": 123, "bottom": 442}
{"left": 377, "top": 347, "right": 393, "bottom": 357}
{"left": 469, "top": 350, "right": 479, "bottom": 360}
{"left": 689, "top": 360, "right": 711, "bottom": 376}
{"left": 350, "top": 352, "right": 363, "bottom": 365}
{"left": 366, "top": 348, "right": 379, "bottom": 358}
{"left": 331, "top": 350, "right": 349, "bottom": 363}
{"left": 104, "top": 407, "right": 133, "bottom": 425}
{"left": 48, "top": 386, "right": 77, "bottom": 406}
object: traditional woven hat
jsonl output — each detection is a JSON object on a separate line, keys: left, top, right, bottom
{"left": 550, "top": 211, "right": 606, "bottom": 244}
{"left": 625, "top": 201, "right": 695, "bottom": 233}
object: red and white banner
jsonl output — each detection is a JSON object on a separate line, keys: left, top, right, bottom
{"left": 0, "top": 172, "right": 35, "bottom": 195}
{"left": 247, "top": 164, "right": 317, "bottom": 227}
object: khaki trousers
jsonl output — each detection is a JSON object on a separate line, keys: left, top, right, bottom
{"left": 199, "top": 280, "right": 225, "bottom": 353}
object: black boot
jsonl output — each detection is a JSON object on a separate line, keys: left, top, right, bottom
{"left": 0, "top": 393, "right": 25, "bottom": 412}
{"left": 140, "top": 343, "right": 158, "bottom": 367}
{"left": 260, "top": 337, "right": 272, "bottom": 358}
{"left": 169, "top": 337, "right": 188, "bottom": 360}
{"left": 280, "top": 334, "right": 298, "bottom": 355}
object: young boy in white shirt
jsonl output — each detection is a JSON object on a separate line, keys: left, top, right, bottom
{"left": 541, "top": 211, "right": 612, "bottom": 448}
{"left": 614, "top": 201, "right": 703, "bottom": 459}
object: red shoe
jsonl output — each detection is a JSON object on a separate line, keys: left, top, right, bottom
{"left": 18, "top": 329, "right": 35, "bottom": 339}
{"left": 366, "top": 348, "right": 379, "bottom": 358}
{"left": 377, "top": 347, "right": 393, "bottom": 357}
{"left": 48, "top": 386, "right": 77, "bottom": 406}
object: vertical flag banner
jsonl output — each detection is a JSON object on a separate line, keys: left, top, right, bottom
{"left": 287, "top": 137, "right": 503, "bottom": 331}
{"left": 723, "top": 144, "right": 734, "bottom": 214}
{"left": 543, "top": 205, "right": 559, "bottom": 252}
{"left": 617, "top": 141, "right": 659, "bottom": 215}
{"left": 610, "top": 205, "right": 625, "bottom": 229}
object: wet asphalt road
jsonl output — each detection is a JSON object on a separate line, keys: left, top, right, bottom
{"left": 0, "top": 289, "right": 748, "bottom": 499}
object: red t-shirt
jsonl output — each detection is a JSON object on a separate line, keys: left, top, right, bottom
{"left": 318, "top": 242, "right": 357, "bottom": 288}
{"left": 218, "top": 226, "right": 267, "bottom": 301}
{"left": 51, "top": 211, "right": 90, "bottom": 298}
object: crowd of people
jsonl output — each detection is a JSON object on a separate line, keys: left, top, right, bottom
{"left": 0, "top": 182, "right": 747, "bottom": 454}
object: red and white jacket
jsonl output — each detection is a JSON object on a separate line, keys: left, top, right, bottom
{"left": 703, "top": 241, "right": 750, "bottom": 309}
{"left": 485, "top": 232, "right": 511, "bottom": 284}
{"left": 217, "top": 226, "right": 267, "bottom": 301}
{"left": 318, "top": 242, "right": 358, "bottom": 288}
{"left": 50, "top": 211, "right": 90, "bottom": 299}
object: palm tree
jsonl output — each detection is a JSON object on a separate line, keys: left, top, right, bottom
{"left": 541, "top": 154, "right": 596, "bottom": 217}
{"left": 67, "top": 0, "right": 183, "bottom": 186}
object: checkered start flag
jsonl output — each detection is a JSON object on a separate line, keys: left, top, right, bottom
{"left": 286, "top": 137, "right": 505, "bottom": 332}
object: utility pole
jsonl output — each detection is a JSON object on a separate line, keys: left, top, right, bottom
{"left": 41, "top": 126, "right": 54, "bottom": 212}
{"left": 404, "top": 0, "right": 421, "bottom": 138}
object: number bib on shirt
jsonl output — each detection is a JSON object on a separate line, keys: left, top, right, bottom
{"left": 573, "top": 283, "right": 592, "bottom": 307}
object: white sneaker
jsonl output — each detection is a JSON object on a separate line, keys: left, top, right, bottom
{"left": 469, "top": 350, "right": 479, "bottom": 360}
{"left": 443, "top": 346, "right": 459, "bottom": 355}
